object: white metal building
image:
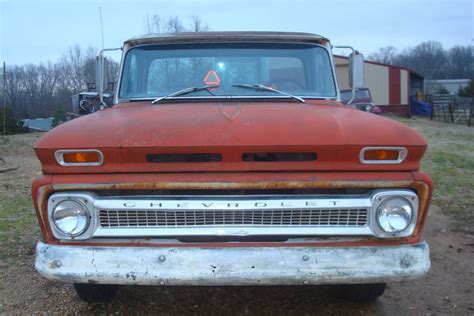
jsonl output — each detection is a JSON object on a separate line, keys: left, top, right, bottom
{"left": 334, "top": 56, "right": 424, "bottom": 115}
{"left": 424, "top": 79, "right": 470, "bottom": 95}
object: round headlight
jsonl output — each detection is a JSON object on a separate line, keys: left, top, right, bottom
{"left": 52, "top": 200, "right": 90, "bottom": 236}
{"left": 376, "top": 197, "right": 413, "bottom": 233}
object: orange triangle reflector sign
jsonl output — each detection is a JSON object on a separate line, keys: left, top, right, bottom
{"left": 203, "top": 70, "right": 221, "bottom": 85}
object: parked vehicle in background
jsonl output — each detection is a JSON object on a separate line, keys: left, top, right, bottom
{"left": 340, "top": 88, "right": 381, "bottom": 114}
{"left": 71, "top": 91, "right": 114, "bottom": 115}
{"left": 32, "top": 32, "right": 431, "bottom": 304}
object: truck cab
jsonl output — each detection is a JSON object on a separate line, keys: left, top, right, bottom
{"left": 32, "top": 32, "right": 432, "bottom": 302}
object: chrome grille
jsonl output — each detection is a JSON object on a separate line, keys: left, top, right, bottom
{"left": 99, "top": 209, "right": 368, "bottom": 228}
{"left": 48, "top": 190, "right": 420, "bottom": 239}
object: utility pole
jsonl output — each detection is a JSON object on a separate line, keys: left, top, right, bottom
{"left": 2, "top": 62, "right": 6, "bottom": 137}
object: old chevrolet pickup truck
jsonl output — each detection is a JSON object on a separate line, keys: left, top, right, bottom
{"left": 32, "top": 32, "right": 432, "bottom": 303}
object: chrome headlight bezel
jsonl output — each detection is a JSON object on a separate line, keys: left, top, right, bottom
{"left": 48, "top": 193, "right": 98, "bottom": 240}
{"left": 52, "top": 200, "right": 90, "bottom": 236}
{"left": 371, "top": 190, "right": 418, "bottom": 238}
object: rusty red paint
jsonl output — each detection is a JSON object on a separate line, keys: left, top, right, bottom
{"left": 410, "top": 171, "right": 433, "bottom": 239}
{"left": 34, "top": 100, "right": 427, "bottom": 174}
{"left": 47, "top": 171, "right": 416, "bottom": 189}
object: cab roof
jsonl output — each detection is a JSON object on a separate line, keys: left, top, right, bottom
{"left": 124, "top": 31, "right": 329, "bottom": 47}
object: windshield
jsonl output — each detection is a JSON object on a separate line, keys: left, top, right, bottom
{"left": 119, "top": 43, "right": 337, "bottom": 100}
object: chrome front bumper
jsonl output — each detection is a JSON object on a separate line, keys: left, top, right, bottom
{"left": 35, "top": 241, "right": 430, "bottom": 286}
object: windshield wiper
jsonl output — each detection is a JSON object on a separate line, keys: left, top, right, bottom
{"left": 232, "top": 84, "right": 305, "bottom": 103}
{"left": 151, "top": 84, "right": 220, "bottom": 104}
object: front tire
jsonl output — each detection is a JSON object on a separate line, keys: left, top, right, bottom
{"left": 340, "top": 283, "right": 386, "bottom": 302}
{"left": 73, "top": 283, "right": 118, "bottom": 303}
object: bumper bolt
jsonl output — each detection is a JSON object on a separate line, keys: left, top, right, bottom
{"left": 302, "top": 255, "right": 309, "bottom": 261}
{"left": 158, "top": 255, "right": 166, "bottom": 263}
{"left": 52, "top": 260, "right": 62, "bottom": 268}
{"left": 400, "top": 256, "right": 412, "bottom": 268}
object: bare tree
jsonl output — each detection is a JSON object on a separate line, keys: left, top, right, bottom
{"left": 106, "top": 57, "right": 120, "bottom": 88}
{"left": 5, "top": 44, "right": 120, "bottom": 119}
{"left": 368, "top": 46, "right": 398, "bottom": 64}
{"left": 37, "top": 62, "right": 58, "bottom": 116}
{"left": 144, "top": 15, "right": 210, "bottom": 34}
{"left": 145, "top": 15, "right": 163, "bottom": 34}
{"left": 447, "top": 45, "right": 473, "bottom": 79}
{"left": 56, "top": 45, "right": 97, "bottom": 92}
{"left": 166, "top": 16, "right": 186, "bottom": 33}
{"left": 145, "top": 15, "right": 185, "bottom": 34}
{"left": 368, "top": 41, "right": 472, "bottom": 79}
{"left": 190, "top": 15, "right": 209, "bottom": 32}
{"left": 399, "top": 41, "right": 448, "bottom": 79}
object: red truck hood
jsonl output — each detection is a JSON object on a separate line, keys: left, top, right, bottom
{"left": 35, "top": 100, "right": 427, "bottom": 173}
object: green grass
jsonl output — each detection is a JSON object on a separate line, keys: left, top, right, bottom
{"left": 0, "top": 196, "right": 39, "bottom": 261}
{"left": 422, "top": 151, "right": 474, "bottom": 222}
{"left": 393, "top": 116, "right": 474, "bottom": 223}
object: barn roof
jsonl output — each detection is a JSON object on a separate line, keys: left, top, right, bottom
{"left": 22, "top": 117, "right": 53, "bottom": 132}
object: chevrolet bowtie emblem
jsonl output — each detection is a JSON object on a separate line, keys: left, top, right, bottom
{"left": 218, "top": 102, "right": 241, "bottom": 121}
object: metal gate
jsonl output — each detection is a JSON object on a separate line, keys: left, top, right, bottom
{"left": 431, "top": 94, "right": 473, "bottom": 126}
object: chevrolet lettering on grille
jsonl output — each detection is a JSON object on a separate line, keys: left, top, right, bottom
{"left": 121, "top": 199, "right": 343, "bottom": 209}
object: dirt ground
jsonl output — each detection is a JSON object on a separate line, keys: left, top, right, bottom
{"left": 0, "top": 118, "right": 473, "bottom": 315}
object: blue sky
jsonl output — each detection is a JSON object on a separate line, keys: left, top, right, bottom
{"left": 1, "top": 0, "right": 472, "bottom": 65}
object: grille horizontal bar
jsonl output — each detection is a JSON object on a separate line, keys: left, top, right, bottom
{"left": 99, "top": 209, "right": 368, "bottom": 228}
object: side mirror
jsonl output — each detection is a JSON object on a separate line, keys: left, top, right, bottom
{"left": 95, "top": 54, "right": 108, "bottom": 105}
{"left": 349, "top": 52, "right": 364, "bottom": 89}
{"left": 95, "top": 47, "right": 121, "bottom": 109}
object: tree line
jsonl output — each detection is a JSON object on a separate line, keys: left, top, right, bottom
{"left": 2, "top": 46, "right": 119, "bottom": 121}
{"left": 368, "top": 42, "right": 473, "bottom": 80}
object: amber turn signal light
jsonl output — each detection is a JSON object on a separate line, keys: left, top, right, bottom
{"left": 63, "top": 152, "right": 100, "bottom": 163}
{"left": 55, "top": 150, "right": 103, "bottom": 166}
{"left": 360, "top": 147, "right": 407, "bottom": 164}
{"left": 364, "top": 149, "right": 399, "bottom": 161}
